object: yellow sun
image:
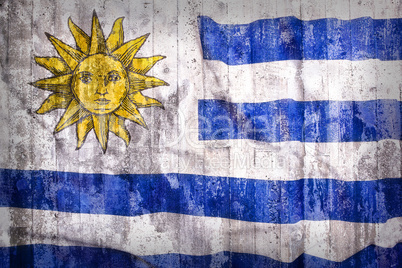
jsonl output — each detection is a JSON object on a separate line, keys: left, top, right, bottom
{"left": 31, "top": 11, "right": 168, "bottom": 152}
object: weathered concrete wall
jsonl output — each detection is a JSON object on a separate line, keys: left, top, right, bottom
{"left": 0, "top": 0, "right": 400, "bottom": 266}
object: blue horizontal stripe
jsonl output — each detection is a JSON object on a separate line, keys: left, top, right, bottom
{"left": 0, "top": 169, "right": 400, "bottom": 224}
{"left": 198, "top": 99, "right": 401, "bottom": 142}
{"left": 1, "top": 244, "right": 401, "bottom": 267}
{"left": 198, "top": 16, "right": 402, "bottom": 65}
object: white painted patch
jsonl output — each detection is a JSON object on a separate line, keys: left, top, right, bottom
{"left": 0, "top": 207, "right": 400, "bottom": 262}
{"left": 202, "top": 60, "right": 401, "bottom": 102}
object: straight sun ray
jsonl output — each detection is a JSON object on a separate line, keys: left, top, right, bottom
{"left": 89, "top": 10, "right": 107, "bottom": 55}
{"left": 128, "top": 71, "right": 169, "bottom": 93}
{"left": 111, "top": 34, "right": 149, "bottom": 67}
{"left": 106, "top": 17, "right": 124, "bottom": 52}
{"left": 55, "top": 99, "right": 89, "bottom": 133}
{"left": 128, "top": 91, "right": 164, "bottom": 109}
{"left": 31, "top": 74, "right": 73, "bottom": 94}
{"left": 34, "top": 57, "right": 71, "bottom": 76}
{"left": 76, "top": 115, "right": 94, "bottom": 149}
{"left": 45, "top": 33, "right": 86, "bottom": 70}
{"left": 68, "top": 17, "right": 91, "bottom": 54}
{"left": 110, "top": 114, "right": 130, "bottom": 146}
{"left": 36, "top": 93, "right": 73, "bottom": 114}
{"left": 129, "top": 56, "right": 165, "bottom": 75}
{"left": 92, "top": 114, "right": 110, "bottom": 152}
{"left": 114, "top": 98, "right": 147, "bottom": 128}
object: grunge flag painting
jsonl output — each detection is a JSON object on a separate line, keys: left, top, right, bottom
{"left": 0, "top": 0, "right": 401, "bottom": 267}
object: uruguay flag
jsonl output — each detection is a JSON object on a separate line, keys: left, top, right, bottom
{"left": 0, "top": 0, "right": 401, "bottom": 267}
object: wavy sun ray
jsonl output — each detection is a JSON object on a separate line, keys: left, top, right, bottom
{"left": 111, "top": 34, "right": 149, "bottom": 67}
{"left": 114, "top": 98, "right": 147, "bottom": 129}
{"left": 106, "top": 17, "right": 124, "bottom": 52}
{"left": 45, "top": 33, "right": 85, "bottom": 69}
{"left": 68, "top": 18, "right": 90, "bottom": 54}
{"left": 129, "top": 56, "right": 166, "bottom": 75}
{"left": 128, "top": 91, "right": 164, "bottom": 109}
{"left": 55, "top": 99, "right": 90, "bottom": 133}
{"left": 31, "top": 11, "right": 168, "bottom": 152}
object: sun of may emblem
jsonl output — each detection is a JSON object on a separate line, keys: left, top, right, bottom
{"left": 31, "top": 11, "right": 168, "bottom": 152}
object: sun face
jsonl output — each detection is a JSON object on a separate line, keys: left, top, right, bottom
{"left": 31, "top": 11, "right": 168, "bottom": 152}
{"left": 72, "top": 54, "right": 129, "bottom": 114}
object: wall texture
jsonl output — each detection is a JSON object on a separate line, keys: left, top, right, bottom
{"left": 0, "top": 0, "right": 401, "bottom": 266}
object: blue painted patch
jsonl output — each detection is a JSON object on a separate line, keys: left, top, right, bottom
{"left": 0, "top": 169, "right": 400, "bottom": 224}
{"left": 198, "top": 16, "right": 402, "bottom": 65}
{"left": 198, "top": 99, "right": 401, "bottom": 142}
{"left": 0, "top": 244, "right": 400, "bottom": 267}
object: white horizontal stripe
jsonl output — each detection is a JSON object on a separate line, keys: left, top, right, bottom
{"left": 200, "top": 0, "right": 401, "bottom": 23}
{"left": 0, "top": 207, "right": 400, "bottom": 262}
{"left": 0, "top": 139, "right": 399, "bottom": 181}
{"left": 191, "top": 140, "right": 402, "bottom": 181}
{"left": 202, "top": 60, "right": 402, "bottom": 102}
